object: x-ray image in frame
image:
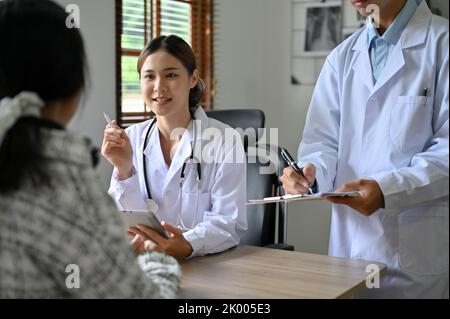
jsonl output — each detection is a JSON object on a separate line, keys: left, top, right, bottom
{"left": 301, "top": 1, "right": 342, "bottom": 57}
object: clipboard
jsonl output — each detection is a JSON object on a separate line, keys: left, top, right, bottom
{"left": 246, "top": 191, "right": 360, "bottom": 205}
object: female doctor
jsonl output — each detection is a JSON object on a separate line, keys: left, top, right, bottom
{"left": 102, "top": 35, "right": 247, "bottom": 260}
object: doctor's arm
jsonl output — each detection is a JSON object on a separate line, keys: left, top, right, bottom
{"left": 104, "top": 125, "right": 148, "bottom": 211}
{"left": 108, "top": 166, "right": 148, "bottom": 211}
{"left": 102, "top": 121, "right": 134, "bottom": 179}
{"left": 331, "top": 50, "right": 449, "bottom": 215}
{"left": 366, "top": 51, "right": 449, "bottom": 214}
{"left": 296, "top": 57, "right": 341, "bottom": 192}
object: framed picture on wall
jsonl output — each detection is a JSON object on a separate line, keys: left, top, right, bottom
{"left": 301, "top": 1, "right": 342, "bottom": 57}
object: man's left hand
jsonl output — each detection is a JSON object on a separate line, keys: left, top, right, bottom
{"left": 327, "top": 179, "right": 385, "bottom": 216}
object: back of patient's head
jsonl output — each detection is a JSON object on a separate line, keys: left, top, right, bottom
{"left": 0, "top": 0, "right": 87, "bottom": 100}
{"left": 0, "top": 0, "right": 87, "bottom": 193}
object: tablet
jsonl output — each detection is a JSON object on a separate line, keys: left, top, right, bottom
{"left": 120, "top": 210, "right": 169, "bottom": 239}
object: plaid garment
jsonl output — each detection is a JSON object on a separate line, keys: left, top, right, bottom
{"left": 0, "top": 127, "right": 181, "bottom": 298}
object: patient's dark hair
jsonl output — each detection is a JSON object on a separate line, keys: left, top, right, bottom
{"left": 0, "top": 0, "right": 88, "bottom": 193}
{"left": 137, "top": 35, "right": 205, "bottom": 116}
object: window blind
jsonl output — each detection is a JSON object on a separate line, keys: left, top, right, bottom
{"left": 116, "top": 0, "right": 213, "bottom": 127}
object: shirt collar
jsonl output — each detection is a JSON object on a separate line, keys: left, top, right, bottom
{"left": 189, "top": 106, "right": 208, "bottom": 142}
{"left": 367, "top": 0, "right": 419, "bottom": 45}
{"left": 141, "top": 106, "right": 208, "bottom": 143}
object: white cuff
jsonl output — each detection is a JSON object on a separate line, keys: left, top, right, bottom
{"left": 183, "top": 228, "right": 206, "bottom": 258}
{"left": 369, "top": 171, "right": 403, "bottom": 214}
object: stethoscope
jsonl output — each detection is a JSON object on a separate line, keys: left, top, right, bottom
{"left": 142, "top": 116, "right": 202, "bottom": 230}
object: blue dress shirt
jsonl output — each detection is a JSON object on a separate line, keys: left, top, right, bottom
{"left": 368, "top": 0, "right": 420, "bottom": 83}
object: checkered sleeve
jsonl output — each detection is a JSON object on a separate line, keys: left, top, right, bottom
{"left": 71, "top": 169, "right": 182, "bottom": 298}
{"left": 33, "top": 164, "right": 182, "bottom": 298}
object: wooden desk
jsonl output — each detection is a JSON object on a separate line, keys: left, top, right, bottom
{"left": 180, "top": 245, "right": 386, "bottom": 299}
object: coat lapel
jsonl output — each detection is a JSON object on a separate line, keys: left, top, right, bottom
{"left": 351, "top": 1, "right": 431, "bottom": 98}
{"left": 163, "top": 108, "right": 208, "bottom": 190}
{"left": 372, "top": 44, "right": 406, "bottom": 94}
{"left": 164, "top": 128, "right": 193, "bottom": 189}
{"left": 142, "top": 119, "right": 168, "bottom": 186}
{"left": 352, "top": 28, "right": 375, "bottom": 92}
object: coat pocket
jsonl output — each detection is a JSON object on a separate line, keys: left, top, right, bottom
{"left": 389, "top": 96, "right": 433, "bottom": 153}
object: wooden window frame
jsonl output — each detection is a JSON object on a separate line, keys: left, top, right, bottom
{"left": 115, "top": 0, "right": 214, "bottom": 127}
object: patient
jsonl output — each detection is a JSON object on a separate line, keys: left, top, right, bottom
{"left": 0, "top": 0, "right": 180, "bottom": 298}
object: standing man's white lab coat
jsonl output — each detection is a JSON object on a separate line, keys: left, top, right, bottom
{"left": 298, "top": 1, "right": 448, "bottom": 298}
{"left": 108, "top": 107, "right": 247, "bottom": 258}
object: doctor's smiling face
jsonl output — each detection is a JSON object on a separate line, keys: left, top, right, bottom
{"left": 138, "top": 35, "right": 201, "bottom": 121}
{"left": 140, "top": 50, "right": 198, "bottom": 118}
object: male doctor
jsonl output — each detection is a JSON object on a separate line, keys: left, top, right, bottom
{"left": 281, "top": 0, "right": 448, "bottom": 298}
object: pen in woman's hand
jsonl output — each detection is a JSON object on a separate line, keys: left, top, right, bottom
{"left": 103, "top": 112, "right": 118, "bottom": 127}
{"left": 103, "top": 112, "right": 121, "bottom": 139}
{"left": 280, "top": 148, "right": 314, "bottom": 194}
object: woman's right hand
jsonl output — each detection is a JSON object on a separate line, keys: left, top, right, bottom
{"left": 101, "top": 120, "right": 133, "bottom": 180}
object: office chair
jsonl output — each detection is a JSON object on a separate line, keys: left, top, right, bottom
{"left": 206, "top": 109, "right": 294, "bottom": 250}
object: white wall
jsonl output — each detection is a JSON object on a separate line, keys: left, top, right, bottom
{"left": 55, "top": 0, "right": 116, "bottom": 188}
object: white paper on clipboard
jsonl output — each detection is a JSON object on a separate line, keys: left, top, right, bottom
{"left": 246, "top": 191, "right": 360, "bottom": 205}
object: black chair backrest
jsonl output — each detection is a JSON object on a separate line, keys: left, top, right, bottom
{"left": 242, "top": 161, "right": 277, "bottom": 246}
{"left": 206, "top": 109, "right": 277, "bottom": 246}
{"left": 206, "top": 109, "right": 265, "bottom": 152}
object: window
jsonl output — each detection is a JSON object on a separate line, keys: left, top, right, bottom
{"left": 116, "top": 0, "right": 213, "bottom": 127}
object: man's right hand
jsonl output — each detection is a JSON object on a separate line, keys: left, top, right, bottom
{"left": 101, "top": 120, "right": 133, "bottom": 180}
{"left": 280, "top": 163, "right": 316, "bottom": 195}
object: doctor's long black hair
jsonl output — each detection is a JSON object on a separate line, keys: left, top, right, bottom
{"left": 137, "top": 35, "right": 206, "bottom": 116}
{"left": 0, "top": 0, "right": 88, "bottom": 193}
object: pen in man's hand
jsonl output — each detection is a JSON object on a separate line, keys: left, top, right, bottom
{"left": 280, "top": 148, "right": 314, "bottom": 194}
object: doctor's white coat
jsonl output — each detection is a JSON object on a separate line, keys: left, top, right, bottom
{"left": 299, "top": 1, "right": 449, "bottom": 298}
{"left": 108, "top": 107, "right": 247, "bottom": 258}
